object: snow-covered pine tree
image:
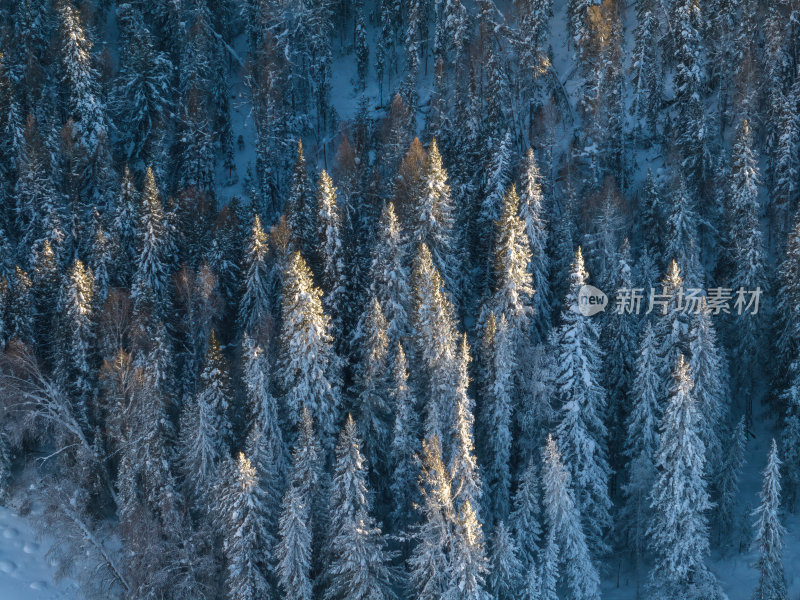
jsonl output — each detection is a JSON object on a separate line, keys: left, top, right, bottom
{"left": 671, "top": 0, "right": 708, "bottom": 186}
{"left": 484, "top": 314, "right": 514, "bottom": 521}
{"left": 354, "top": 297, "right": 392, "bottom": 483}
{"left": 655, "top": 260, "right": 691, "bottom": 397}
{"left": 238, "top": 214, "right": 272, "bottom": 340}
{"left": 450, "top": 333, "right": 482, "bottom": 512}
{"left": 110, "top": 166, "right": 139, "bottom": 287}
{"left": 518, "top": 149, "right": 551, "bottom": 339}
{"left": 602, "top": 239, "right": 637, "bottom": 474}
{"left": 541, "top": 434, "right": 601, "bottom": 600}
{"left": 620, "top": 322, "right": 661, "bottom": 560}
{"left": 286, "top": 140, "right": 317, "bottom": 263}
{"left": 7, "top": 266, "right": 34, "bottom": 347}
{"left": 222, "top": 453, "right": 272, "bottom": 600}
{"left": 666, "top": 179, "right": 702, "bottom": 287}
{"left": 648, "top": 355, "right": 719, "bottom": 600}
{"left": 131, "top": 167, "right": 172, "bottom": 320}
{"left": 278, "top": 251, "right": 341, "bottom": 449}
{"left": 325, "top": 415, "right": 395, "bottom": 600}
{"left": 630, "top": 0, "right": 661, "bottom": 144}
{"left": 553, "top": 247, "right": 611, "bottom": 557}
{"left": 728, "top": 118, "right": 768, "bottom": 423}
{"left": 638, "top": 169, "right": 665, "bottom": 272}
{"left": 714, "top": 417, "right": 746, "bottom": 540}
{"left": 389, "top": 342, "right": 420, "bottom": 532}
{"left": 780, "top": 363, "right": 800, "bottom": 511}
{"left": 488, "top": 522, "right": 524, "bottom": 600}
{"left": 411, "top": 243, "right": 459, "bottom": 446}
{"left": 446, "top": 498, "right": 491, "bottom": 600}
{"left": 774, "top": 211, "right": 800, "bottom": 393}
{"left": 492, "top": 184, "right": 534, "bottom": 343}
{"left": 408, "top": 437, "right": 454, "bottom": 600}
{"left": 242, "top": 334, "right": 285, "bottom": 516}
{"left": 55, "top": 259, "right": 95, "bottom": 432}
{"left": 411, "top": 139, "right": 459, "bottom": 301}
{"left": 316, "top": 170, "right": 347, "bottom": 342}
{"left": 510, "top": 460, "right": 542, "bottom": 568}
{"left": 689, "top": 303, "right": 729, "bottom": 479}
{"left": 751, "top": 439, "right": 788, "bottom": 600}
{"left": 368, "top": 202, "right": 411, "bottom": 349}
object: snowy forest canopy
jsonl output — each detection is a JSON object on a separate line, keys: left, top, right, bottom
{"left": 0, "top": 0, "right": 798, "bottom": 599}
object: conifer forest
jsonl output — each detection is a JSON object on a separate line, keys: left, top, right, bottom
{"left": 0, "top": 0, "right": 799, "bottom": 598}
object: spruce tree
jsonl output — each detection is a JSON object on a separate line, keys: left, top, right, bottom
{"left": 648, "top": 355, "right": 718, "bottom": 599}
{"left": 541, "top": 435, "right": 601, "bottom": 600}
{"left": 714, "top": 417, "right": 747, "bottom": 540}
{"left": 446, "top": 498, "right": 490, "bottom": 600}
{"left": 450, "top": 333, "right": 482, "bottom": 512}
{"left": 487, "top": 522, "right": 524, "bottom": 600}
{"left": 287, "top": 140, "right": 316, "bottom": 262}
{"left": 518, "top": 149, "right": 551, "bottom": 338}
{"left": 238, "top": 214, "right": 272, "bottom": 339}
{"left": 389, "top": 343, "right": 420, "bottom": 531}
{"left": 510, "top": 460, "right": 542, "bottom": 568}
{"left": 368, "top": 202, "right": 411, "bottom": 349}
{"left": 222, "top": 453, "right": 273, "bottom": 600}
{"left": 408, "top": 437, "right": 454, "bottom": 600}
{"left": 278, "top": 251, "right": 342, "bottom": 449}
{"left": 553, "top": 248, "right": 611, "bottom": 557}
{"left": 316, "top": 170, "right": 347, "bottom": 340}
{"left": 325, "top": 416, "right": 395, "bottom": 600}
{"left": 752, "top": 440, "right": 788, "bottom": 600}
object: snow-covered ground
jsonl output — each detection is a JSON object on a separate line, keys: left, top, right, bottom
{"left": 0, "top": 506, "right": 79, "bottom": 600}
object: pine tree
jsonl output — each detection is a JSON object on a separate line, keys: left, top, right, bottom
{"left": 368, "top": 202, "right": 411, "bottom": 348}
{"left": 242, "top": 334, "right": 285, "bottom": 515}
{"left": 780, "top": 363, "right": 800, "bottom": 511}
{"left": 630, "top": 0, "right": 661, "bottom": 143}
{"left": 287, "top": 140, "right": 316, "bottom": 262}
{"left": 450, "top": 333, "right": 482, "bottom": 512}
{"left": 8, "top": 266, "right": 34, "bottom": 347}
{"left": 411, "top": 243, "right": 458, "bottom": 445}
{"left": 689, "top": 304, "right": 729, "bottom": 479}
{"left": 481, "top": 132, "right": 513, "bottom": 233}
{"left": 276, "top": 482, "right": 314, "bottom": 600}
{"left": 355, "top": 297, "right": 392, "bottom": 481}
{"left": 389, "top": 343, "right": 420, "bottom": 531}
{"left": 518, "top": 149, "right": 551, "bottom": 338}
{"left": 666, "top": 180, "right": 701, "bottom": 287}
{"left": 671, "top": 0, "right": 708, "bottom": 185}
{"left": 638, "top": 169, "right": 665, "bottom": 271}
{"left": 648, "top": 355, "right": 718, "bottom": 599}
{"left": 411, "top": 139, "right": 458, "bottom": 300}
{"left": 238, "top": 214, "right": 272, "bottom": 339}
{"left": 728, "top": 118, "right": 768, "bottom": 422}
{"left": 55, "top": 259, "right": 95, "bottom": 431}
{"left": 408, "top": 437, "right": 454, "bottom": 600}
{"left": 752, "top": 440, "right": 788, "bottom": 600}
{"left": 355, "top": 16, "right": 369, "bottom": 90}
{"left": 488, "top": 522, "right": 524, "bottom": 600}
{"left": 222, "top": 453, "right": 273, "bottom": 600}
{"left": 31, "top": 240, "right": 59, "bottom": 361}
{"left": 775, "top": 212, "right": 800, "bottom": 393}
{"left": 510, "top": 460, "right": 542, "bottom": 568}
{"left": 446, "top": 498, "right": 491, "bottom": 600}
{"left": 325, "top": 416, "right": 395, "bottom": 600}
{"left": 278, "top": 252, "right": 341, "bottom": 449}
{"left": 553, "top": 248, "right": 611, "bottom": 557}
{"left": 714, "top": 417, "right": 746, "bottom": 540}
{"left": 541, "top": 435, "right": 601, "bottom": 600}
{"left": 276, "top": 408, "right": 324, "bottom": 600}
{"left": 110, "top": 166, "right": 140, "bottom": 287}
{"left": 317, "top": 170, "right": 347, "bottom": 340}
{"left": 484, "top": 314, "right": 514, "bottom": 521}
{"left": 621, "top": 323, "right": 661, "bottom": 558}
{"left": 132, "top": 167, "right": 171, "bottom": 319}
{"left": 492, "top": 185, "right": 534, "bottom": 340}
{"left": 197, "top": 330, "right": 233, "bottom": 447}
